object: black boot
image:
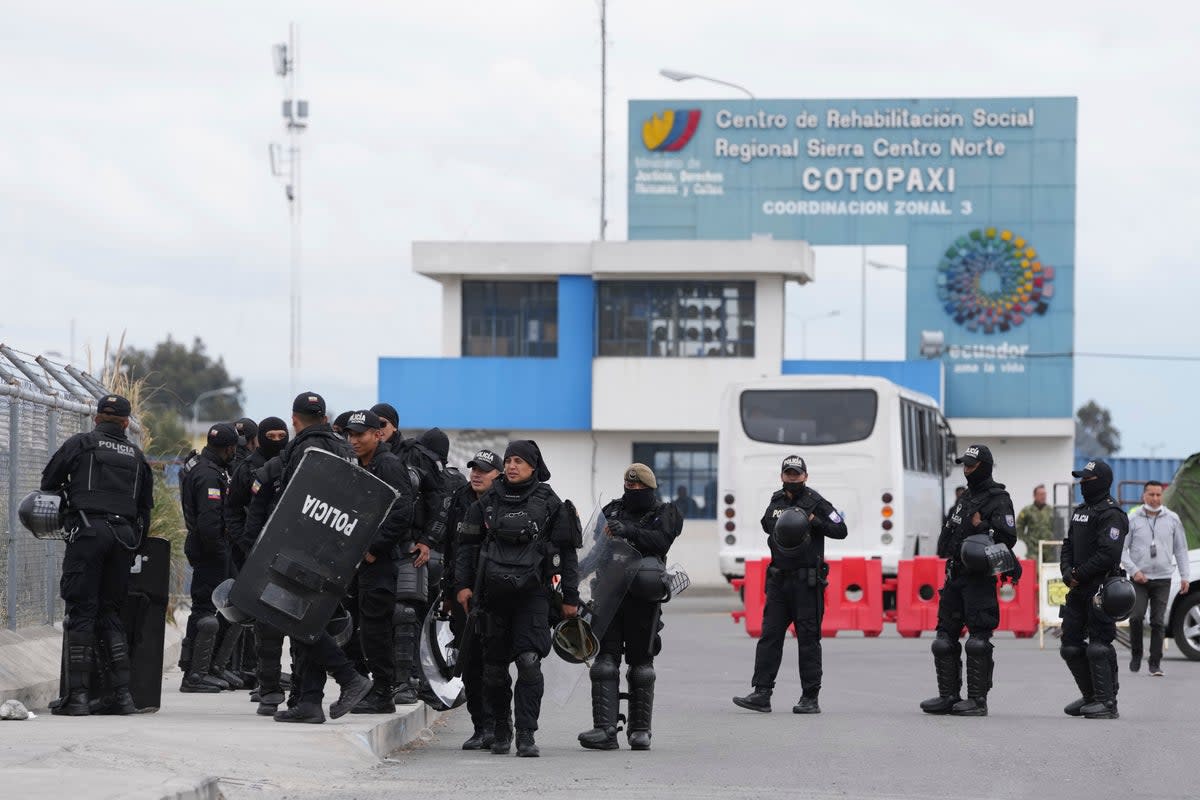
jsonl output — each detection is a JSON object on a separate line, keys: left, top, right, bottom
{"left": 792, "top": 695, "right": 821, "bottom": 714}
{"left": 180, "top": 616, "right": 224, "bottom": 693}
{"left": 516, "top": 729, "right": 540, "bottom": 758}
{"left": 1079, "top": 643, "right": 1118, "bottom": 719}
{"left": 330, "top": 672, "right": 373, "bottom": 720}
{"left": 732, "top": 686, "right": 772, "bottom": 712}
{"left": 920, "top": 634, "right": 961, "bottom": 714}
{"left": 491, "top": 719, "right": 513, "bottom": 755}
{"left": 462, "top": 725, "right": 495, "bottom": 750}
{"left": 1061, "top": 644, "right": 1093, "bottom": 717}
{"left": 53, "top": 631, "right": 94, "bottom": 716}
{"left": 626, "top": 663, "right": 655, "bottom": 751}
{"left": 950, "top": 636, "right": 992, "bottom": 716}
{"left": 257, "top": 690, "right": 285, "bottom": 716}
{"left": 273, "top": 702, "right": 325, "bottom": 724}
{"left": 99, "top": 629, "right": 138, "bottom": 715}
{"left": 579, "top": 654, "right": 620, "bottom": 750}
{"left": 351, "top": 684, "right": 397, "bottom": 714}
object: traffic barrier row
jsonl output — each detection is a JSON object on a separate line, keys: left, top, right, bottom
{"left": 730, "top": 556, "right": 1038, "bottom": 639}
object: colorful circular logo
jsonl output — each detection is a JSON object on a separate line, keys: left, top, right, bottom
{"left": 936, "top": 227, "right": 1054, "bottom": 333}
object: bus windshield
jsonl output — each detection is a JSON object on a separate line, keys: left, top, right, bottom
{"left": 739, "top": 389, "right": 878, "bottom": 445}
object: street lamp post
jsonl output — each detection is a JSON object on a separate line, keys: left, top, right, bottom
{"left": 860, "top": 250, "right": 906, "bottom": 360}
{"left": 659, "top": 68, "right": 755, "bottom": 99}
{"left": 799, "top": 310, "right": 842, "bottom": 359}
{"left": 191, "top": 386, "right": 240, "bottom": 431}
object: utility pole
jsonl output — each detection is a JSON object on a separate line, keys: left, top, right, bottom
{"left": 269, "top": 23, "right": 309, "bottom": 393}
{"left": 599, "top": 0, "right": 608, "bottom": 241}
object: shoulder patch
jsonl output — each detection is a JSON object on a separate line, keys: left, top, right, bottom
{"left": 1109, "top": 527, "right": 1120, "bottom": 540}
{"left": 828, "top": 510, "right": 843, "bottom": 524}
{"left": 1004, "top": 515, "right": 1015, "bottom": 527}
{"left": 207, "top": 487, "right": 222, "bottom": 501}
{"left": 251, "top": 479, "right": 262, "bottom": 495}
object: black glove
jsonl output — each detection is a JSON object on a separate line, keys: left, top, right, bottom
{"left": 607, "top": 519, "right": 628, "bottom": 539}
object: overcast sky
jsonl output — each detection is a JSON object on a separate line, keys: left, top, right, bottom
{"left": 3, "top": 1, "right": 1198, "bottom": 458}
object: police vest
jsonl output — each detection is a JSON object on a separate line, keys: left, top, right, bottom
{"left": 482, "top": 485, "right": 555, "bottom": 597}
{"left": 66, "top": 430, "right": 144, "bottom": 519}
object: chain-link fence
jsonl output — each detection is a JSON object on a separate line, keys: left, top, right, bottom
{"left": 0, "top": 345, "right": 116, "bottom": 630}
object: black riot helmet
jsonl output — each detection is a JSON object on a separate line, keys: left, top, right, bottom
{"left": 213, "top": 578, "right": 253, "bottom": 627}
{"left": 1093, "top": 576, "right": 1137, "bottom": 623}
{"left": 551, "top": 617, "right": 599, "bottom": 664}
{"left": 960, "top": 533, "right": 1018, "bottom": 576}
{"left": 772, "top": 508, "right": 811, "bottom": 552}
{"left": 18, "top": 491, "right": 68, "bottom": 540}
{"left": 628, "top": 555, "right": 669, "bottom": 602}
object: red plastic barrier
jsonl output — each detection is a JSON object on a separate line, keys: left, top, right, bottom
{"left": 821, "top": 558, "right": 884, "bottom": 637}
{"left": 729, "top": 558, "right": 769, "bottom": 638}
{"left": 895, "top": 557, "right": 946, "bottom": 638}
{"left": 995, "top": 558, "right": 1038, "bottom": 637}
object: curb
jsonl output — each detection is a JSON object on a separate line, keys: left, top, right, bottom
{"left": 347, "top": 701, "right": 447, "bottom": 760}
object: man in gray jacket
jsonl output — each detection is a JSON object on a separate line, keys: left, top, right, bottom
{"left": 1122, "top": 481, "right": 1190, "bottom": 676}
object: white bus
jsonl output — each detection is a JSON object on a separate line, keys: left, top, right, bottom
{"left": 717, "top": 374, "right": 956, "bottom": 583}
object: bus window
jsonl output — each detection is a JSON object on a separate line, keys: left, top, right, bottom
{"left": 740, "top": 389, "right": 877, "bottom": 445}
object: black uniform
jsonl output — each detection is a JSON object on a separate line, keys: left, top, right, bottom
{"left": 750, "top": 484, "right": 847, "bottom": 701}
{"left": 1060, "top": 486, "right": 1128, "bottom": 717}
{"left": 224, "top": 447, "right": 265, "bottom": 570}
{"left": 40, "top": 420, "right": 153, "bottom": 711}
{"left": 455, "top": 473, "right": 581, "bottom": 752}
{"left": 345, "top": 445, "right": 417, "bottom": 699}
{"left": 179, "top": 446, "right": 234, "bottom": 688}
{"left": 245, "top": 455, "right": 288, "bottom": 707}
{"left": 445, "top": 481, "right": 492, "bottom": 739}
{"left": 925, "top": 475, "right": 1016, "bottom": 713}
{"left": 579, "top": 495, "right": 682, "bottom": 750}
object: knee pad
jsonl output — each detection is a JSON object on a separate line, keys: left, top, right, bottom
{"left": 1086, "top": 642, "right": 1111, "bottom": 661}
{"left": 627, "top": 663, "right": 655, "bottom": 687}
{"left": 392, "top": 603, "right": 419, "bottom": 627}
{"left": 515, "top": 651, "right": 541, "bottom": 682}
{"left": 483, "top": 662, "right": 509, "bottom": 689}
{"left": 1059, "top": 644, "right": 1085, "bottom": 662}
{"left": 931, "top": 634, "right": 959, "bottom": 658}
{"left": 195, "top": 614, "right": 219, "bottom": 636}
{"left": 590, "top": 653, "right": 619, "bottom": 681}
{"left": 965, "top": 635, "right": 993, "bottom": 658}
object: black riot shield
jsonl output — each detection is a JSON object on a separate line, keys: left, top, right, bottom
{"left": 228, "top": 449, "right": 399, "bottom": 644}
{"left": 53, "top": 536, "right": 171, "bottom": 714}
{"left": 417, "top": 593, "right": 466, "bottom": 710}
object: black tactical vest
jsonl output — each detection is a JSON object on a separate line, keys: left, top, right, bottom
{"left": 66, "top": 429, "right": 143, "bottom": 519}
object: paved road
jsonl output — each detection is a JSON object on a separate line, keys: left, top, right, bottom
{"left": 295, "top": 593, "right": 1198, "bottom": 800}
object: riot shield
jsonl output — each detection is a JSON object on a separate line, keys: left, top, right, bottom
{"left": 417, "top": 593, "right": 465, "bottom": 710}
{"left": 575, "top": 506, "right": 641, "bottom": 641}
{"left": 53, "top": 536, "right": 171, "bottom": 713}
{"left": 229, "top": 448, "right": 399, "bottom": 644}
{"left": 543, "top": 505, "right": 640, "bottom": 706}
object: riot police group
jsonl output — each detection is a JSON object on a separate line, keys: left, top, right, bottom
{"left": 31, "top": 389, "right": 1140, "bottom": 753}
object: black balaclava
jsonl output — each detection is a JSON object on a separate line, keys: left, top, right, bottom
{"left": 966, "top": 460, "right": 993, "bottom": 491}
{"left": 623, "top": 487, "right": 656, "bottom": 513}
{"left": 258, "top": 416, "right": 290, "bottom": 460}
{"left": 1081, "top": 476, "right": 1111, "bottom": 505}
{"left": 504, "top": 439, "right": 550, "bottom": 482}
{"left": 419, "top": 427, "right": 450, "bottom": 462}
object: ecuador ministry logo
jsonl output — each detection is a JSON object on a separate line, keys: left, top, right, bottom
{"left": 937, "top": 227, "right": 1055, "bottom": 334}
{"left": 642, "top": 109, "right": 701, "bottom": 152}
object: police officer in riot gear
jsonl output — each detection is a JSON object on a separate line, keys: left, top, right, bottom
{"left": 733, "top": 455, "right": 847, "bottom": 715}
{"left": 371, "top": 402, "right": 403, "bottom": 452}
{"left": 444, "top": 449, "right": 503, "bottom": 749}
{"left": 273, "top": 392, "right": 374, "bottom": 724}
{"left": 579, "top": 463, "right": 682, "bottom": 751}
{"left": 344, "top": 410, "right": 417, "bottom": 714}
{"left": 241, "top": 421, "right": 291, "bottom": 715}
{"left": 920, "top": 444, "right": 1017, "bottom": 717}
{"left": 40, "top": 394, "right": 153, "bottom": 716}
{"left": 179, "top": 422, "right": 239, "bottom": 693}
{"left": 225, "top": 417, "right": 260, "bottom": 569}
{"left": 456, "top": 440, "right": 581, "bottom": 757}
{"left": 1060, "top": 459, "right": 1129, "bottom": 719}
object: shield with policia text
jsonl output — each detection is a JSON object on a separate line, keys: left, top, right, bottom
{"left": 229, "top": 448, "right": 399, "bottom": 643}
